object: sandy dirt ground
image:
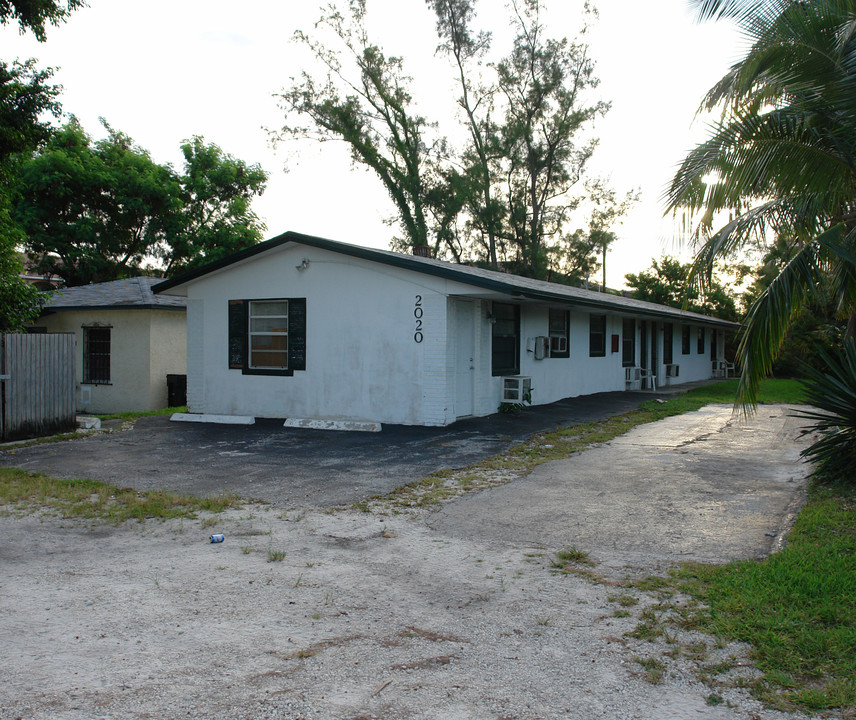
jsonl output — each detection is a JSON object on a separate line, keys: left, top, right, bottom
{"left": 0, "top": 406, "right": 817, "bottom": 720}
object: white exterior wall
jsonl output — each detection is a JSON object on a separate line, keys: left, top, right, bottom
{"left": 661, "top": 323, "right": 718, "bottom": 385}
{"left": 175, "top": 242, "right": 728, "bottom": 426}
{"left": 32, "top": 308, "right": 186, "bottom": 414}
{"left": 508, "top": 307, "right": 626, "bottom": 408}
{"left": 184, "top": 245, "right": 468, "bottom": 426}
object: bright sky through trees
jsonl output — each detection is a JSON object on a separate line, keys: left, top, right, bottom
{"left": 0, "top": 0, "right": 740, "bottom": 287}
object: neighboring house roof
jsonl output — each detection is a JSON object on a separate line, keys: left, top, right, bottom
{"left": 42, "top": 276, "right": 187, "bottom": 312}
{"left": 154, "top": 231, "right": 737, "bottom": 329}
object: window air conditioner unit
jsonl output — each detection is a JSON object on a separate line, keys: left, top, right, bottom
{"left": 502, "top": 376, "right": 532, "bottom": 403}
{"left": 550, "top": 336, "right": 567, "bottom": 355}
{"left": 625, "top": 367, "right": 641, "bottom": 383}
{"left": 666, "top": 364, "right": 680, "bottom": 378}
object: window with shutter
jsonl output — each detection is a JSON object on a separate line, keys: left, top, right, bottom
{"left": 228, "top": 298, "right": 306, "bottom": 376}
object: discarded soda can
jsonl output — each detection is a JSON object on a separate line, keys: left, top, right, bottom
{"left": 210, "top": 534, "right": 225, "bottom": 543}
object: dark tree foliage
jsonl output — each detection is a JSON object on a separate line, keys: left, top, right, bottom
{"left": 625, "top": 256, "right": 740, "bottom": 321}
{"left": 0, "top": 62, "right": 60, "bottom": 329}
{"left": 160, "top": 137, "right": 268, "bottom": 275}
{"left": 0, "top": 0, "right": 83, "bottom": 41}
{"left": 14, "top": 120, "right": 268, "bottom": 286}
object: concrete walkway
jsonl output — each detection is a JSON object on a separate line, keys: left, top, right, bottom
{"left": 428, "top": 404, "right": 812, "bottom": 575}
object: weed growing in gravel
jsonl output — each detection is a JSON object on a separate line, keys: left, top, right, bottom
{"left": 550, "top": 546, "right": 594, "bottom": 575}
{"left": 608, "top": 594, "right": 639, "bottom": 608}
{"left": 0, "top": 468, "right": 241, "bottom": 524}
{"left": 267, "top": 549, "right": 286, "bottom": 562}
{"left": 634, "top": 656, "right": 666, "bottom": 684}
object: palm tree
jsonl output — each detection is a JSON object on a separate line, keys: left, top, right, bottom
{"left": 666, "top": 0, "right": 856, "bottom": 409}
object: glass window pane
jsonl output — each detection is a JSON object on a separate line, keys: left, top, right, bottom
{"left": 251, "top": 300, "right": 288, "bottom": 317}
{"left": 251, "top": 317, "right": 289, "bottom": 333}
{"left": 251, "top": 335, "right": 288, "bottom": 352}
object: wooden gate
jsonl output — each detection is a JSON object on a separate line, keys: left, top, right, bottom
{"left": 1, "top": 333, "right": 76, "bottom": 441}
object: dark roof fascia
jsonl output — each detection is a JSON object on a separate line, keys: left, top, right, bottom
{"left": 153, "top": 231, "right": 738, "bottom": 330}
{"left": 41, "top": 304, "right": 187, "bottom": 313}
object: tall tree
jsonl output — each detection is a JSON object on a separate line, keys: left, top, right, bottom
{"left": 275, "top": 1, "right": 444, "bottom": 256}
{"left": 160, "top": 137, "right": 268, "bottom": 275}
{"left": 428, "top": 0, "right": 502, "bottom": 268}
{"left": 278, "top": 0, "right": 623, "bottom": 279}
{"left": 14, "top": 121, "right": 269, "bottom": 285}
{"left": 494, "top": 0, "right": 609, "bottom": 279}
{"left": 666, "top": 0, "right": 856, "bottom": 407}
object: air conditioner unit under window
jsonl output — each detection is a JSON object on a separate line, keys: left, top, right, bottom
{"left": 666, "top": 364, "right": 680, "bottom": 378}
{"left": 625, "top": 367, "right": 641, "bottom": 383}
{"left": 502, "top": 376, "right": 532, "bottom": 403}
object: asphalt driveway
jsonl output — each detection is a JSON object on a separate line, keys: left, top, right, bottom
{"left": 0, "top": 390, "right": 654, "bottom": 508}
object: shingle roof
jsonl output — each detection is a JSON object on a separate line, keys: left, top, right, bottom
{"left": 154, "top": 231, "right": 737, "bottom": 329}
{"left": 43, "top": 276, "right": 187, "bottom": 311}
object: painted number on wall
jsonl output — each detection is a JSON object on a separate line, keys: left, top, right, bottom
{"left": 414, "top": 295, "right": 424, "bottom": 343}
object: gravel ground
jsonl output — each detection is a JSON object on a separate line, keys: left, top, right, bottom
{"left": 1, "top": 503, "right": 813, "bottom": 720}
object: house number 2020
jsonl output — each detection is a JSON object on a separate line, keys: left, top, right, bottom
{"left": 414, "top": 295, "right": 424, "bottom": 343}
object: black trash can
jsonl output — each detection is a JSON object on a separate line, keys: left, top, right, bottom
{"left": 166, "top": 374, "right": 187, "bottom": 407}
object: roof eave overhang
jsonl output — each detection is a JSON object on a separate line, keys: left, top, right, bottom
{"left": 152, "top": 230, "right": 738, "bottom": 330}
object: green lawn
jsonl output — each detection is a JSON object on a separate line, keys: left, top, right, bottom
{"left": 672, "top": 481, "right": 856, "bottom": 713}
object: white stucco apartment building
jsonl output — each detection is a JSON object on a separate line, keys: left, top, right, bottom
{"left": 154, "top": 232, "right": 737, "bottom": 428}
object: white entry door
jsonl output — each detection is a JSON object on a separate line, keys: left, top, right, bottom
{"left": 455, "top": 300, "right": 475, "bottom": 417}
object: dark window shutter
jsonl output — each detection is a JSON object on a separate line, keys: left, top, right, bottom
{"left": 288, "top": 298, "right": 306, "bottom": 371}
{"left": 228, "top": 300, "right": 247, "bottom": 369}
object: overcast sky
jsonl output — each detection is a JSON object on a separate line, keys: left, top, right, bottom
{"left": 2, "top": 0, "right": 743, "bottom": 288}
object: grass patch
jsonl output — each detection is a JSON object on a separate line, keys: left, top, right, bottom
{"left": 95, "top": 406, "right": 187, "bottom": 422}
{"left": 661, "top": 481, "right": 856, "bottom": 714}
{"left": 634, "top": 655, "right": 667, "bottom": 684}
{"left": 0, "top": 467, "right": 242, "bottom": 524}
{"left": 551, "top": 546, "right": 593, "bottom": 572}
{"left": 359, "top": 379, "right": 802, "bottom": 513}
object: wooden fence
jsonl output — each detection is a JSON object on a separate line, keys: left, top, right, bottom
{"left": 1, "top": 333, "right": 76, "bottom": 441}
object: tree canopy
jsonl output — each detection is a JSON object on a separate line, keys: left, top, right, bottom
{"left": 274, "top": 0, "right": 633, "bottom": 282}
{"left": 0, "top": 0, "right": 79, "bottom": 328}
{"left": 624, "top": 256, "right": 740, "bottom": 322}
{"left": 667, "top": 0, "right": 856, "bottom": 407}
{"left": 13, "top": 120, "right": 268, "bottom": 286}
{"left": 0, "top": 0, "right": 83, "bottom": 41}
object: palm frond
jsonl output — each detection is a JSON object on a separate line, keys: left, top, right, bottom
{"left": 735, "top": 226, "right": 842, "bottom": 410}
{"left": 795, "top": 338, "right": 856, "bottom": 479}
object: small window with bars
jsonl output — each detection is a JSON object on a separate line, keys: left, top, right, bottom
{"left": 83, "top": 326, "right": 111, "bottom": 384}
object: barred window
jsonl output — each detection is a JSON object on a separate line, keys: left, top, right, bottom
{"left": 83, "top": 326, "right": 111, "bottom": 384}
